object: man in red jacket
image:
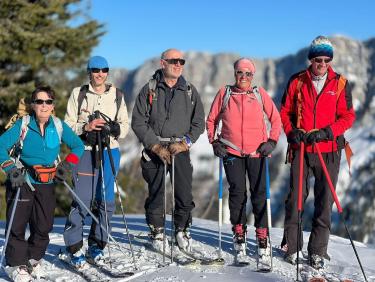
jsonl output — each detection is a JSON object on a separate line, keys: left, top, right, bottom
{"left": 206, "top": 58, "right": 281, "bottom": 264}
{"left": 280, "top": 36, "right": 355, "bottom": 269}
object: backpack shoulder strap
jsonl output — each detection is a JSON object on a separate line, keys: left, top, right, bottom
{"left": 253, "top": 86, "right": 271, "bottom": 137}
{"left": 51, "top": 116, "right": 63, "bottom": 142}
{"left": 336, "top": 74, "right": 347, "bottom": 101}
{"left": 295, "top": 73, "right": 306, "bottom": 128}
{"left": 114, "top": 88, "right": 124, "bottom": 121}
{"left": 220, "top": 85, "right": 232, "bottom": 114}
{"left": 77, "top": 85, "right": 89, "bottom": 119}
{"left": 186, "top": 81, "right": 192, "bottom": 100}
{"left": 148, "top": 78, "right": 157, "bottom": 105}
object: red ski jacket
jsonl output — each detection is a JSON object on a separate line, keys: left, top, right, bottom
{"left": 280, "top": 66, "right": 355, "bottom": 153}
{"left": 206, "top": 85, "right": 281, "bottom": 157}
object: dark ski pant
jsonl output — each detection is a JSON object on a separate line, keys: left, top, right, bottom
{"left": 5, "top": 182, "right": 56, "bottom": 267}
{"left": 63, "top": 149, "right": 119, "bottom": 254}
{"left": 283, "top": 150, "right": 340, "bottom": 258}
{"left": 223, "top": 155, "right": 267, "bottom": 228}
{"left": 141, "top": 150, "right": 194, "bottom": 229}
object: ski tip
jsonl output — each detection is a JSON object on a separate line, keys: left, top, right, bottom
{"left": 308, "top": 278, "right": 326, "bottom": 282}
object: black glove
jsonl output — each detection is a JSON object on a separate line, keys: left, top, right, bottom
{"left": 109, "top": 121, "right": 120, "bottom": 138}
{"left": 212, "top": 141, "right": 227, "bottom": 158}
{"left": 287, "top": 129, "right": 305, "bottom": 145}
{"left": 85, "top": 131, "right": 97, "bottom": 146}
{"left": 54, "top": 161, "right": 71, "bottom": 183}
{"left": 7, "top": 167, "right": 25, "bottom": 189}
{"left": 257, "top": 139, "right": 277, "bottom": 156}
{"left": 304, "top": 128, "right": 333, "bottom": 144}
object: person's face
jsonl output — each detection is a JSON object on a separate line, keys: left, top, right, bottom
{"left": 89, "top": 67, "right": 109, "bottom": 87}
{"left": 310, "top": 56, "right": 332, "bottom": 77}
{"left": 31, "top": 91, "right": 54, "bottom": 121}
{"left": 161, "top": 50, "right": 185, "bottom": 80}
{"left": 234, "top": 67, "right": 254, "bottom": 90}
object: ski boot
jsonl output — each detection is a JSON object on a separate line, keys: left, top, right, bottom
{"left": 69, "top": 248, "right": 87, "bottom": 268}
{"left": 149, "top": 225, "right": 170, "bottom": 253}
{"left": 232, "top": 224, "right": 248, "bottom": 265}
{"left": 28, "top": 259, "right": 47, "bottom": 279}
{"left": 309, "top": 254, "right": 325, "bottom": 270}
{"left": 175, "top": 227, "right": 192, "bottom": 252}
{"left": 5, "top": 265, "right": 32, "bottom": 282}
{"left": 86, "top": 244, "right": 105, "bottom": 264}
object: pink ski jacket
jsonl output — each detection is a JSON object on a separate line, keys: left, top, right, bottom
{"left": 206, "top": 85, "right": 282, "bottom": 157}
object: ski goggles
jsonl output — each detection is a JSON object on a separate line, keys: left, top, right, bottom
{"left": 163, "top": 58, "right": 186, "bottom": 65}
{"left": 33, "top": 99, "right": 54, "bottom": 105}
{"left": 90, "top": 67, "right": 109, "bottom": 73}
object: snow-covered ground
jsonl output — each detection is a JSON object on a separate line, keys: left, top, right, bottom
{"left": 1, "top": 215, "right": 374, "bottom": 281}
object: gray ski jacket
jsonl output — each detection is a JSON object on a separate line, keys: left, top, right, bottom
{"left": 131, "top": 69, "right": 205, "bottom": 149}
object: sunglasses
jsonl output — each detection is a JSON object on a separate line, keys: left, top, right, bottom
{"left": 313, "top": 58, "right": 332, "bottom": 64}
{"left": 164, "top": 58, "right": 186, "bottom": 65}
{"left": 90, "top": 68, "right": 109, "bottom": 73}
{"left": 33, "top": 99, "right": 54, "bottom": 105}
{"left": 235, "top": 70, "right": 253, "bottom": 77}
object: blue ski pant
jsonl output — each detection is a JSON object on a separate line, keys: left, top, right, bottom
{"left": 63, "top": 148, "right": 120, "bottom": 254}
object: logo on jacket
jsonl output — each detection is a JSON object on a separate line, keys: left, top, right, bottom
{"left": 326, "top": 91, "right": 335, "bottom": 96}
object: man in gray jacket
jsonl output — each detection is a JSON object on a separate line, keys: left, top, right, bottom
{"left": 132, "top": 48, "right": 205, "bottom": 252}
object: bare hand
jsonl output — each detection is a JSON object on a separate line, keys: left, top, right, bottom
{"left": 85, "top": 118, "right": 106, "bottom": 132}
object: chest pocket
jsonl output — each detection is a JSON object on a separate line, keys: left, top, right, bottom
{"left": 45, "top": 127, "right": 60, "bottom": 149}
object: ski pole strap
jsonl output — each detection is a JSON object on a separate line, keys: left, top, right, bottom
{"left": 314, "top": 143, "right": 343, "bottom": 213}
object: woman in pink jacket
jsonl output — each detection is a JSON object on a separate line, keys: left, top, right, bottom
{"left": 206, "top": 58, "right": 281, "bottom": 263}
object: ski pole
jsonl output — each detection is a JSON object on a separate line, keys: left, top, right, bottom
{"left": 105, "top": 142, "right": 137, "bottom": 270}
{"left": 95, "top": 113, "right": 112, "bottom": 268}
{"left": 314, "top": 143, "right": 368, "bottom": 282}
{"left": 170, "top": 155, "right": 175, "bottom": 263}
{"left": 297, "top": 141, "right": 305, "bottom": 281}
{"left": 265, "top": 158, "right": 273, "bottom": 271}
{"left": 218, "top": 157, "right": 223, "bottom": 260}
{"left": 62, "top": 181, "right": 128, "bottom": 257}
{"left": 163, "top": 160, "right": 167, "bottom": 264}
{"left": 0, "top": 187, "right": 21, "bottom": 268}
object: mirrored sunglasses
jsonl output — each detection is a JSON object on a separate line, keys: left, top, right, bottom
{"left": 33, "top": 99, "right": 54, "bottom": 105}
{"left": 164, "top": 58, "right": 186, "bottom": 65}
{"left": 314, "top": 58, "right": 332, "bottom": 64}
{"left": 235, "top": 70, "right": 253, "bottom": 77}
{"left": 90, "top": 67, "right": 109, "bottom": 73}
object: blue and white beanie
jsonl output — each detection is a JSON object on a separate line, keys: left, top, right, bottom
{"left": 308, "top": 36, "right": 333, "bottom": 60}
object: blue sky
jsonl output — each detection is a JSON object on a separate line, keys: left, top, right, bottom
{"left": 87, "top": 0, "right": 374, "bottom": 70}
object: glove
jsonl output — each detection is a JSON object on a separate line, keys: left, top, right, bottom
{"left": 151, "top": 144, "right": 171, "bottom": 164}
{"left": 257, "top": 139, "right": 277, "bottom": 156}
{"left": 7, "top": 167, "right": 25, "bottom": 189}
{"left": 109, "top": 121, "right": 120, "bottom": 138}
{"left": 287, "top": 129, "right": 305, "bottom": 145}
{"left": 304, "top": 128, "right": 333, "bottom": 144}
{"left": 85, "top": 131, "right": 98, "bottom": 146}
{"left": 169, "top": 141, "right": 189, "bottom": 155}
{"left": 54, "top": 161, "right": 71, "bottom": 183}
{"left": 212, "top": 141, "right": 227, "bottom": 158}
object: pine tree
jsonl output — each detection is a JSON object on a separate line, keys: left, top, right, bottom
{"left": 0, "top": 0, "right": 105, "bottom": 129}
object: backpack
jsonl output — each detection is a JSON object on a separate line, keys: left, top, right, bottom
{"left": 77, "top": 85, "right": 124, "bottom": 121}
{"left": 10, "top": 115, "right": 63, "bottom": 165}
{"left": 4, "top": 98, "right": 30, "bottom": 130}
{"left": 146, "top": 78, "right": 192, "bottom": 115}
{"left": 220, "top": 85, "right": 270, "bottom": 134}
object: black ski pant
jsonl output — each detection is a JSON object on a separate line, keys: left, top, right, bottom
{"left": 223, "top": 155, "right": 267, "bottom": 228}
{"left": 283, "top": 150, "right": 340, "bottom": 259}
{"left": 5, "top": 182, "right": 56, "bottom": 267}
{"left": 141, "top": 149, "right": 194, "bottom": 230}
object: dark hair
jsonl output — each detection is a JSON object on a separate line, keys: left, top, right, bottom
{"left": 31, "top": 85, "right": 55, "bottom": 102}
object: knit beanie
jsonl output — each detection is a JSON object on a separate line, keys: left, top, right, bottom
{"left": 308, "top": 36, "right": 334, "bottom": 60}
